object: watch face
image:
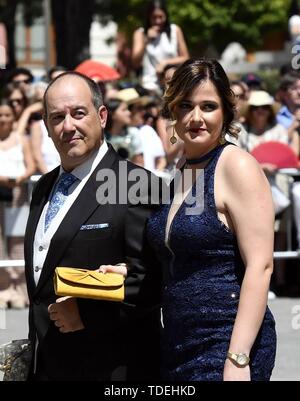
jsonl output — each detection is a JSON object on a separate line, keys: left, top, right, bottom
{"left": 237, "top": 354, "right": 248, "bottom": 366}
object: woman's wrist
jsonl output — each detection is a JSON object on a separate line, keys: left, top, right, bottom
{"left": 228, "top": 343, "right": 251, "bottom": 356}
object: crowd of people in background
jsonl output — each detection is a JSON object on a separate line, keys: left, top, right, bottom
{"left": 1, "top": 0, "right": 300, "bottom": 310}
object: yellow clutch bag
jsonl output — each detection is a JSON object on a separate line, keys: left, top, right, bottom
{"left": 54, "top": 267, "right": 125, "bottom": 302}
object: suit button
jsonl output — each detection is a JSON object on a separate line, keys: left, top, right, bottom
{"left": 38, "top": 246, "right": 43, "bottom": 251}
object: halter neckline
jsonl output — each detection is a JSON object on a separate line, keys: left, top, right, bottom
{"left": 185, "top": 144, "right": 223, "bottom": 165}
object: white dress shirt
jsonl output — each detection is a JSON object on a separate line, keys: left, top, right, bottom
{"left": 33, "top": 141, "right": 109, "bottom": 285}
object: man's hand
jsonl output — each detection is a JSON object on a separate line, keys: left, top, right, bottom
{"left": 97, "top": 263, "right": 127, "bottom": 277}
{"left": 48, "top": 296, "right": 84, "bottom": 333}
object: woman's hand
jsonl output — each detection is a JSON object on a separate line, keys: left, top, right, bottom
{"left": 223, "top": 358, "right": 251, "bottom": 381}
{"left": 14, "top": 175, "right": 27, "bottom": 187}
{"left": 156, "top": 61, "right": 167, "bottom": 75}
{"left": 147, "top": 26, "right": 160, "bottom": 41}
{"left": 97, "top": 263, "right": 127, "bottom": 277}
{"left": 0, "top": 176, "right": 18, "bottom": 188}
{"left": 26, "top": 101, "right": 43, "bottom": 115}
{"left": 260, "top": 162, "right": 277, "bottom": 174}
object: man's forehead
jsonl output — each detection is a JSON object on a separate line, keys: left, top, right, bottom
{"left": 48, "top": 75, "right": 90, "bottom": 94}
{"left": 47, "top": 77, "right": 92, "bottom": 107}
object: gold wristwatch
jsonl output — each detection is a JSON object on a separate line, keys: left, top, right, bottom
{"left": 227, "top": 351, "right": 250, "bottom": 367}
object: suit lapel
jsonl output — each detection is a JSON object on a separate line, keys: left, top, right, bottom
{"left": 24, "top": 168, "right": 59, "bottom": 296}
{"left": 34, "top": 146, "right": 118, "bottom": 295}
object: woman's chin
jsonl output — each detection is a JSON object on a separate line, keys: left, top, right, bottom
{"left": 187, "top": 133, "right": 207, "bottom": 143}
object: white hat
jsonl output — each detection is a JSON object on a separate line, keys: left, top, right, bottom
{"left": 243, "top": 90, "right": 280, "bottom": 115}
{"left": 116, "top": 88, "right": 140, "bottom": 103}
{"left": 116, "top": 88, "right": 151, "bottom": 106}
{"left": 248, "top": 90, "right": 274, "bottom": 107}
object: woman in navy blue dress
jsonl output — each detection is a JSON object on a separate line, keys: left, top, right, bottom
{"left": 147, "top": 58, "right": 276, "bottom": 381}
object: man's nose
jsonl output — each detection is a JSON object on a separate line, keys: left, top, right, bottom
{"left": 63, "top": 114, "right": 76, "bottom": 132}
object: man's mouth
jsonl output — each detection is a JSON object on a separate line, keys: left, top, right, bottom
{"left": 64, "top": 135, "right": 83, "bottom": 144}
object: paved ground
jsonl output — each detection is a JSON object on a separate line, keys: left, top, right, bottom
{"left": 1, "top": 298, "right": 299, "bottom": 381}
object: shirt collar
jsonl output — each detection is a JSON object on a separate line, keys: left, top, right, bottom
{"left": 278, "top": 105, "right": 293, "bottom": 118}
{"left": 59, "top": 140, "right": 109, "bottom": 180}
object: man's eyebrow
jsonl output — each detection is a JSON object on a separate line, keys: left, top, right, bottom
{"left": 49, "top": 110, "right": 63, "bottom": 118}
{"left": 48, "top": 105, "right": 88, "bottom": 117}
{"left": 72, "top": 105, "right": 88, "bottom": 110}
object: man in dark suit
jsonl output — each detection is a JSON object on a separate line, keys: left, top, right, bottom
{"left": 24, "top": 72, "right": 162, "bottom": 381}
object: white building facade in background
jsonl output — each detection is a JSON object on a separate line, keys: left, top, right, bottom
{"left": 14, "top": 3, "right": 117, "bottom": 77}
{"left": 89, "top": 18, "right": 117, "bottom": 67}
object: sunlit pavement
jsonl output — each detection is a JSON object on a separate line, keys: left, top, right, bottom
{"left": 1, "top": 298, "right": 299, "bottom": 381}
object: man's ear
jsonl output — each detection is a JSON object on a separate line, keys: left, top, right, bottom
{"left": 98, "top": 105, "right": 108, "bottom": 128}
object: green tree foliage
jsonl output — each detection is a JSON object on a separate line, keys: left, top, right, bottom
{"left": 0, "top": 0, "right": 293, "bottom": 68}
{"left": 96, "top": 0, "right": 291, "bottom": 55}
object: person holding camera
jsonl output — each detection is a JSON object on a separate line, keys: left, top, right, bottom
{"left": 105, "top": 98, "right": 144, "bottom": 166}
{"left": 132, "top": 0, "right": 189, "bottom": 94}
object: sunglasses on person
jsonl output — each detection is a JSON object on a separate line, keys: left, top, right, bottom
{"left": 249, "top": 105, "right": 270, "bottom": 111}
{"left": 234, "top": 93, "right": 246, "bottom": 101}
{"left": 12, "top": 78, "right": 31, "bottom": 86}
{"left": 130, "top": 105, "right": 145, "bottom": 112}
{"left": 288, "top": 85, "right": 300, "bottom": 92}
{"left": 9, "top": 98, "right": 24, "bottom": 107}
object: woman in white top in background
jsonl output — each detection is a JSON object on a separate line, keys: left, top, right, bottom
{"left": 0, "top": 99, "right": 35, "bottom": 309}
{"left": 30, "top": 120, "right": 60, "bottom": 174}
{"left": 132, "top": 0, "right": 189, "bottom": 94}
{"left": 0, "top": 100, "right": 35, "bottom": 192}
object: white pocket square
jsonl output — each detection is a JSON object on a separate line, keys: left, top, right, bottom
{"left": 80, "top": 223, "right": 109, "bottom": 231}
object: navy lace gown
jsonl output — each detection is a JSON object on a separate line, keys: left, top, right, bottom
{"left": 147, "top": 144, "right": 276, "bottom": 381}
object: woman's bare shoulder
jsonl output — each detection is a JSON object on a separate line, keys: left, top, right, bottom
{"left": 220, "top": 144, "right": 266, "bottom": 185}
{"left": 222, "top": 144, "right": 260, "bottom": 168}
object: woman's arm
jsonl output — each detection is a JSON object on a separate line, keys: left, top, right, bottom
{"left": 155, "top": 156, "right": 167, "bottom": 171}
{"left": 0, "top": 176, "right": 15, "bottom": 188}
{"left": 155, "top": 25, "right": 189, "bottom": 74}
{"left": 30, "top": 121, "right": 49, "bottom": 174}
{"left": 132, "top": 153, "right": 144, "bottom": 167}
{"left": 220, "top": 148, "right": 274, "bottom": 380}
{"left": 15, "top": 136, "right": 36, "bottom": 186}
{"left": 15, "top": 102, "right": 43, "bottom": 136}
{"left": 131, "top": 29, "right": 147, "bottom": 69}
{"left": 176, "top": 25, "right": 190, "bottom": 59}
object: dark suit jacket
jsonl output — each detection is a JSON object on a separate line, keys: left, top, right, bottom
{"left": 24, "top": 145, "right": 162, "bottom": 380}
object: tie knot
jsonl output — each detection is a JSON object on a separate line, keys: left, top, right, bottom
{"left": 44, "top": 172, "right": 78, "bottom": 232}
{"left": 56, "top": 172, "right": 78, "bottom": 195}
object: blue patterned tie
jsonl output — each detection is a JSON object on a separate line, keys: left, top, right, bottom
{"left": 44, "top": 172, "right": 78, "bottom": 232}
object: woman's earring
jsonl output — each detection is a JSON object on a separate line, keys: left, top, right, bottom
{"left": 219, "top": 130, "right": 226, "bottom": 145}
{"left": 169, "top": 119, "right": 177, "bottom": 144}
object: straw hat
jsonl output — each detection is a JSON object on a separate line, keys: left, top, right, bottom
{"left": 242, "top": 90, "right": 280, "bottom": 116}
{"left": 116, "top": 88, "right": 151, "bottom": 106}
